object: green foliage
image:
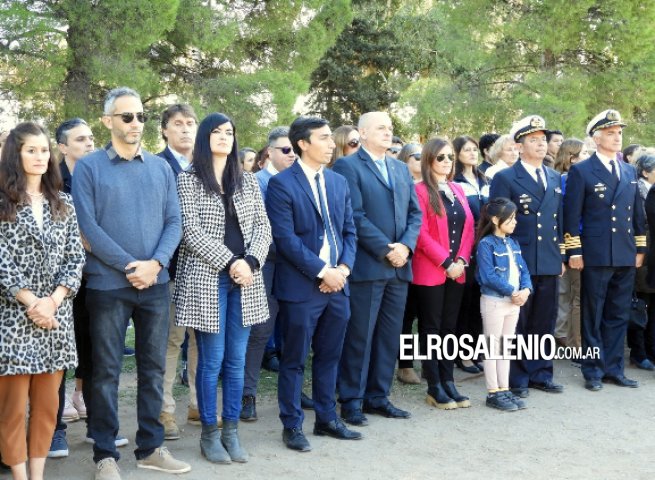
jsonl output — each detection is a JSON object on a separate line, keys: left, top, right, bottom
{"left": 0, "top": 0, "right": 353, "bottom": 148}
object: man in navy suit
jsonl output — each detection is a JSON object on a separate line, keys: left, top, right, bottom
{"left": 490, "top": 115, "right": 565, "bottom": 397}
{"left": 266, "top": 116, "right": 360, "bottom": 452}
{"left": 332, "top": 112, "right": 421, "bottom": 425}
{"left": 157, "top": 104, "right": 199, "bottom": 438}
{"left": 564, "top": 109, "right": 646, "bottom": 391}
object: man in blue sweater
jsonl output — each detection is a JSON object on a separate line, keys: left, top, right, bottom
{"left": 72, "top": 87, "right": 190, "bottom": 480}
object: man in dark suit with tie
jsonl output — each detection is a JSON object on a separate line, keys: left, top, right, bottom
{"left": 266, "top": 116, "right": 360, "bottom": 452}
{"left": 564, "top": 109, "right": 646, "bottom": 391}
{"left": 490, "top": 115, "right": 565, "bottom": 397}
{"left": 157, "top": 104, "right": 200, "bottom": 438}
{"left": 332, "top": 112, "right": 422, "bottom": 425}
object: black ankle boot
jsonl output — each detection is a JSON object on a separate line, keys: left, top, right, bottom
{"left": 240, "top": 395, "right": 257, "bottom": 421}
{"left": 426, "top": 383, "right": 457, "bottom": 410}
{"left": 443, "top": 381, "right": 471, "bottom": 408}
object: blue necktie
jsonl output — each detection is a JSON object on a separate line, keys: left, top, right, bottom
{"left": 315, "top": 173, "right": 338, "bottom": 267}
{"left": 374, "top": 159, "right": 389, "bottom": 185}
{"left": 536, "top": 168, "right": 546, "bottom": 191}
{"left": 610, "top": 160, "right": 619, "bottom": 181}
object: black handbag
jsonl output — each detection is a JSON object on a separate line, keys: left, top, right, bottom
{"left": 630, "top": 295, "right": 648, "bottom": 329}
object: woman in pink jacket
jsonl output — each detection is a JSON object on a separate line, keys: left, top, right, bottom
{"left": 412, "top": 137, "right": 475, "bottom": 410}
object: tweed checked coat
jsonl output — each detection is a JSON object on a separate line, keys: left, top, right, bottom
{"left": 0, "top": 194, "right": 85, "bottom": 375}
{"left": 173, "top": 170, "right": 272, "bottom": 333}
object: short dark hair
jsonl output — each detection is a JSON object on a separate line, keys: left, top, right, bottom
{"left": 623, "top": 143, "right": 642, "bottom": 161}
{"left": 546, "top": 130, "right": 563, "bottom": 142}
{"left": 267, "top": 126, "right": 289, "bottom": 146}
{"left": 392, "top": 135, "right": 404, "bottom": 145}
{"left": 479, "top": 133, "right": 500, "bottom": 158}
{"left": 288, "top": 116, "right": 329, "bottom": 158}
{"left": 55, "top": 118, "right": 88, "bottom": 145}
{"left": 160, "top": 104, "right": 198, "bottom": 142}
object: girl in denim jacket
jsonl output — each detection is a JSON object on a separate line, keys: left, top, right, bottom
{"left": 475, "top": 198, "right": 532, "bottom": 411}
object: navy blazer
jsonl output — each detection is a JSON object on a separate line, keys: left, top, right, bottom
{"left": 564, "top": 153, "right": 646, "bottom": 267}
{"left": 159, "top": 146, "right": 184, "bottom": 176}
{"left": 490, "top": 160, "right": 564, "bottom": 276}
{"left": 332, "top": 148, "right": 422, "bottom": 282}
{"left": 266, "top": 160, "right": 357, "bottom": 302}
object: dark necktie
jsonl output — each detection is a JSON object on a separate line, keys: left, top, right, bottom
{"left": 536, "top": 167, "right": 546, "bottom": 191}
{"left": 315, "top": 173, "right": 338, "bottom": 267}
{"left": 610, "top": 160, "right": 618, "bottom": 181}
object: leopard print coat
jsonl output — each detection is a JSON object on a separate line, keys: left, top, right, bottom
{"left": 0, "top": 193, "right": 85, "bottom": 375}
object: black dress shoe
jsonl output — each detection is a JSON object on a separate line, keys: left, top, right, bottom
{"left": 455, "top": 358, "right": 481, "bottom": 374}
{"left": 301, "top": 392, "right": 314, "bottom": 410}
{"left": 510, "top": 387, "right": 529, "bottom": 398}
{"left": 630, "top": 357, "right": 655, "bottom": 371}
{"left": 528, "top": 380, "right": 564, "bottom": 393}
{"left": 240, "top": 395, "right": 257, "bottom": 422}
{"left": 602, "top": 375, "right": 639, "bottom": 388}
{"left": 314, "top": 419, "right": 362, "bottom": 440}
{"left": 282, "top": 428, "right": 312, "bottom": 452}
{"left": 340, "top": 408, "right": 369, "bottom": 426}
{"left": 262, "top": 351, "right": 280, "bottom": 372}
{"left": 585, "top": 379, "right": 603, "bottom": 391}
{"left": 363, "top": 402, "right": 411, "bottom": 419}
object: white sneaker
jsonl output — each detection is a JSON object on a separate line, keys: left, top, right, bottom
{"left": 71, "top": 390, "right": 87, "bottom": 418}
{"left": 62, "top": 397, "right": 80, "bottom": 422}
{"left": 85, "top": 435, "right": 129, "bottom": 447}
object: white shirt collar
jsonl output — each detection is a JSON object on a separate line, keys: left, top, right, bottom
{"left": 361, "top": 146, "right": 386, "bottom": 163}
{"left": 168, "top": 146, "right": 191, "bottom": 167}
{"left": 266, "top": 161, "right": 279, "bottom": 176}
{"left": 297, "top": 157, "right": 324, "bottom": 179}
{"left": 595, "top": 151, "right": 618, "bottom": 165}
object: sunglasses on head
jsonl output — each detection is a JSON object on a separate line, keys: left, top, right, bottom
{"left": 387, "top": 147, "right": 401, "bottom": 154}
{"left": 274, "top": 146, "right": 294, "bottom": 155}
{"left": 347, "top": 139, "right": 360, "bottom": 148}
{"left": 435, "top": 153, "right": 455, "bottom": 162}
{"left": 409, "top": 153, "right": 421, "bottom": 160}
{"left": 112, "top": 112, "right": 147, "bottom": 123}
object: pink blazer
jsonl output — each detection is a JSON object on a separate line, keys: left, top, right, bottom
{"left": 411, "top": 181, "right": 475, "bottom": 286}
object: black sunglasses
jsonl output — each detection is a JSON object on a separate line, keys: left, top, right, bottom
{"left": 387, "top": 147, "right": 401, "bottom": 154}
{"left": 112, "top": 112, "right": 147, "bottom": 123}
{"left": 273, "top": 146, "right": 294, "bottom": 155}
{"left": 409, "top": 153, "right": 421, "bottom": 160}
{"left": 435, "top": 153, "right": 455, "bottom": 162}
{"left": 347, "top": 139, "right": 360, "bottom": 148}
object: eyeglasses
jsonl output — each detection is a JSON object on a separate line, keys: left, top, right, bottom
{"left": 273, "top": 146, "right": 294, "bottom": 155}
{"left": 435, "top": 153, "right": 455, "bottom": 162}
{"left": 347, "top": 139, "right": 360, "bottom": 148}
{"left": 387, "top": 147, "right": 401, "bottom": 154}
{"left": 112, "top": 112, "right": 147, "bottom": 123}
{"left": 409, "top": 153, "right": 421, "bottom": 160}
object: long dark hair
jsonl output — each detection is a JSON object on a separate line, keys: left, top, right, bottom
{"left": 453, "top": 135, "right": 488, "bottom": 186}
{"left": 192, "top": 113, "right": 243, "bottom": 214}
{"left": 476, "top": 197, "right": 517, "bottom": 243}
{"left": 0, "top": 122, "right": 67, "bottom": 221}
{"left": 420, "top": 137, "right": 453, "bottom": 217}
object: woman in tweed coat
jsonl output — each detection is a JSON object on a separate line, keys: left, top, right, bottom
{"left": 0, "top": 122, "right": 85, "bottom": 479}
{"left": 174, "top": 113, "right": 271, "bottom": 465}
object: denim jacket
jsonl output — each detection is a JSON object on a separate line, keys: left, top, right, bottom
{"left": 475, "top": 235, "right": 532, "bottom": 298}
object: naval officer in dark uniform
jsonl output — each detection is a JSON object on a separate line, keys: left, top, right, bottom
{"left": 490, "top": 115, "right": 565, "bottom": 397}
{"left": 564, "top": 109, "right": 646, "bottom": 391}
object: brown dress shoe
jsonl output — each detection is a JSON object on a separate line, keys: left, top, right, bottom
{"left": 396, "top": 368, "right": 421, "bottom": 385}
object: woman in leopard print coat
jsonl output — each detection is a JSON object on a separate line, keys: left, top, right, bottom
{"left": 0, "top": 122, "right": 85, "bottom": 478}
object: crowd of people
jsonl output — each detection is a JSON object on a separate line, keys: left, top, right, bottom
{"left": 0, "top": 85, "right": 654, "bottom": 480}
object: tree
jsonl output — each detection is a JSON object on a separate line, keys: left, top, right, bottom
{"left": 0, "top": 0, "right": 352, "bottom": 147}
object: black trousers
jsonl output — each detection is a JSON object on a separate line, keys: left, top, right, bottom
{"left": 416, "top": 280, "right": 465, "bottom": 386}
{"left": 398, "top": 284, "right": 418, "bottom": 369}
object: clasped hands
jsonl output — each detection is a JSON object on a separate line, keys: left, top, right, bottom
{"left": 386, "top": 243, "right": 410, "bottom": 268}
{"left": 511, "top": 288, "right": 530, "bottom": 307}
{"left": 27, "top": 297, "right": 60, "bottom": 330}
{"left": 126, "top": 260, "right": 161, "bottom": 290}
{"left": 319, "top": 265, "right": 349, "bottom": 294}
{"left": 445, "top": 260, "right": 466, "bottom": 280}
{"left": 230, "top": 259, "right": 254, "bottom": 287}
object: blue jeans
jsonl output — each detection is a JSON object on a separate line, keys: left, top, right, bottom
{"left": 85, "top": 284, "right": 169, "bottom": 462}
{"left": 195, "top": 273, "right": 251, "bottom": 424}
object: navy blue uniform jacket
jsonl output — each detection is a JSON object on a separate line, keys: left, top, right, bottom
{"left": 563, "top": 153, "right": 646, "bottom": 266}
{"left": 490, "top": 160, "right": 564, "bottom": 276}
